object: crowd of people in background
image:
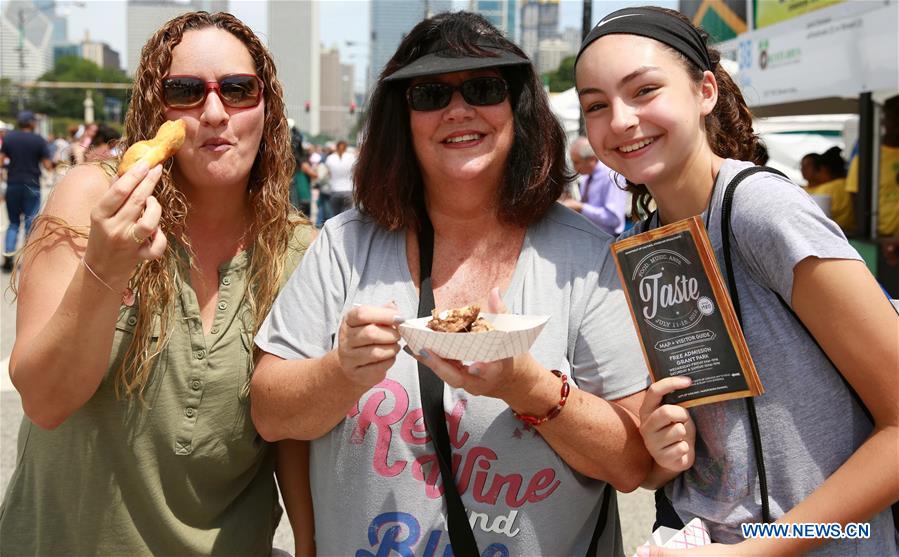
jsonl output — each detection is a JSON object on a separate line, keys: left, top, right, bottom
{"left": 6, "top": 98, "right": 897, "bottom": 264}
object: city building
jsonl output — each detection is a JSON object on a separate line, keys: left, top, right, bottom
{"left": 126, "top": 0, "right": 227, "bottom": 74}
{"left": 53, "top": 43, "right": 79, "bottom": 61}
{"left": 535, "top": 36, "right": 571, "bottom": 75}
{"left": 319, "top": 47, "right": 355, "bottom": 140}
{"left": 81, "top": 31, "right": 121, "bottom": 71}
{"left": 368, "top": 0, "right": 452, "bottom": 93}
{"left": 519, "top": 0, "right": 559, "bottom": 67}
{"left": 470, "top": 0, "right": 517, "bottom": 41}
{"left": 0, "top": 0, "right": 54, "bottom": 83}
{"left": 32, "top": 0, "right": 67, "bottom": 48}
{"left": 561, "top": 25, "right": 580, "bottom": 56}
{"left": 268, "top": 0, "right": 320, "bottom": 135}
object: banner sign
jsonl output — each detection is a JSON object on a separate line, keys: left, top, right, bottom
{"left": 718, "top": 0, "right": 898, "bottom": 107}
{"left": 754, "top": 0, "right": 843, "bottom": 29}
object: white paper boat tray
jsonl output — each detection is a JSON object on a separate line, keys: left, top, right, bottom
{"left": 399, "top": 313, "right": 550, "bottom": 362}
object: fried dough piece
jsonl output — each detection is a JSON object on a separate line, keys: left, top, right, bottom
{"left": 117, "top": 119, "right": 186, "bottom": 176}
{"left": 427, "top": 305, "right": 480, "bottom": 333}
{"left": 469, "top": 317, "right": 494, "bottom": 333}
{"left": 427, "top": 305, "right": 495, "bottom": 333}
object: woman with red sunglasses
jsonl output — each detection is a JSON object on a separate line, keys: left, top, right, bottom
{"left": 0, "top": 12, "right": 314, "bottom": 556}
{"left": 251, "top": 11, "right": 652, "bottom": 557}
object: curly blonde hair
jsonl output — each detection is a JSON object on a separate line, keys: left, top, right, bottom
{"left": 15, "top": 11, "right": 300, "bottom": 398}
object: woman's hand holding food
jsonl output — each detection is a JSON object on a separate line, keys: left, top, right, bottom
{"left": 336, "top": 302, "right": 403, "bottom": 388}
{"left": 639, "top": 377, "right": 697, "bottom": 473}
{"left": 83, "top": 162, "right": 167, "bottom": 291}
{"left": 408, "top": 288, "right": 542, "bottom": 400}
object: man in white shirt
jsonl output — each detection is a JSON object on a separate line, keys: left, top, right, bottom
{"left": 324, "top": 140, "right": 356, "bottom": 218}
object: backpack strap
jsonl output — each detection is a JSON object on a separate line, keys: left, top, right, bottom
{"left": 720, "top": 165, "right": 787, "bottom": 524}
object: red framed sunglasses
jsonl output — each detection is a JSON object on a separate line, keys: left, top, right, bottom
{"left": 162, "top": 74, "right": 263, "bottom": 109}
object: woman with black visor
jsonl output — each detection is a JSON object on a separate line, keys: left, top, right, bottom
{"left": 251, "top": 11, "right": 653, "bottom": 557}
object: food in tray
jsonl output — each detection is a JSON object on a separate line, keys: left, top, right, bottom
{"left": 427, "top": 304, "right": 494, "bottom": 333}
{"left": 117, "top": 119, "right": 186, "bottom": 176}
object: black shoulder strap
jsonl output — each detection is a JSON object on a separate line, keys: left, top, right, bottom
{"left": 720, "top": 165, "right": 786, "bottom": 524}
{"left": 416, "top": 210, "right": 481, "bottom": 556}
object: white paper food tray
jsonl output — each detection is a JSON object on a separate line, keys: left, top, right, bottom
{"left": 633, "top": 517, "right": 710, "bottom": 556}
{"left": 399, "top": 313, "right": 550, "bottom": 362}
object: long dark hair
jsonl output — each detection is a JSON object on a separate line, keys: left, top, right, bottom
{"left": 354, "top": 11, "right": 573, "bottom": 230}
{"left": 620, "top": 7, "right": 767, "bottom": 217}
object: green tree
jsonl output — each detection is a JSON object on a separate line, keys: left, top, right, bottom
{"left": 0, "top": 77, "right": 15, "bottom": 121}
{"left": 542, "top": 55, "right": 576, "bottom": 93}
{"left": 30, "top": 56, "right": 130, "bottom": 121}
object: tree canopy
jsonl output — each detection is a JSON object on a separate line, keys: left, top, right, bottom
{"left": 28, "top": 56, "right": 130, "bottom": 121}
{"left": 542, "top": 55, "right": 576, "bottom": 93}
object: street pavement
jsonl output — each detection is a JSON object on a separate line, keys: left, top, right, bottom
{"left": 0, "top": 195, "right": 655, "bottom": 556}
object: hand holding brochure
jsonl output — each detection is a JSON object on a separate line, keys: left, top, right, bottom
{"left": 611, "top": 216, "right": 764, "bottom": 407}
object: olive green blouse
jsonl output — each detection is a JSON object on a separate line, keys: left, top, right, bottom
{"left": 0, "top": 225, "right": 313, "bottom": 556}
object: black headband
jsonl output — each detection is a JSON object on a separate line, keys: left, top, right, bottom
{"left": 576, "top": 7, "right": 713, "bottom": 72}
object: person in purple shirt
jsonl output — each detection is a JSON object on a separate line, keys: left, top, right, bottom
{"left": 563, "top": 136, "right": 629, "bottom": 235}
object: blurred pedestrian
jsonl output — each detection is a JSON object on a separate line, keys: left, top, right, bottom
{"left": 0, "top": 11, "right": 314, "bottom": 556}
{"left": 563, "top": 136, "right": 629, "bottom": 235}
{"left": 314, "top": 144, "right": 334, "bottom": 227}
{"left": 71, "top": 122, "right": 98, "bottom": 164}
{"left": 804, "top": 147, "right": 853, "bottom": 232}
{"left": 85, "top": 123, "right": 122, "bottom": 163}
{"left": 0, "top": 110, "right": 52, "bottom": 272}
{"left": 292, "top": 145, "right": 316, "bottom": 216}
{"left": 577, "top": 7, "right": 898, "bottom": 556}
{"left": 324, "top": 139, "right": 355, "bottom": 216}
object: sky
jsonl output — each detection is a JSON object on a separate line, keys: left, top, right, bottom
{"left": 8, "top": 0, "right": 675, "bottom": 89}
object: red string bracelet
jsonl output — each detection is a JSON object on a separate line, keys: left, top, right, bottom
{"left": 511, "top": 369, "right": 570, "bottom": 426}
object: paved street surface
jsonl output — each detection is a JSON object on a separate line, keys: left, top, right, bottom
{"left": 0, "top": 196, "right": 654, "bottom": 555}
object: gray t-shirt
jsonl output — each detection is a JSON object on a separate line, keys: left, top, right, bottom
{"left": 623, "top": 159, "right": 896, "bottom": 555}
{"left": 257, "top": 204, "right": 651, "bottom": 556}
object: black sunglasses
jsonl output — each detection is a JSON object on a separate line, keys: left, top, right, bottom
{"left": 406, "top": 76, "right": 509, "bottom": 111}
{"left": 162, "top": 74, "right": 263, "bottom": 109}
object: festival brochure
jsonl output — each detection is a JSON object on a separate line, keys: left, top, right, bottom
{"left": 611, "top": 216, "right": 764, "bottom": 408}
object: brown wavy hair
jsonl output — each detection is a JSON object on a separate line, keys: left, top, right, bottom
{"left": 354, "top": 11, "right": 573, "bottom": 231}
{"left": 602, "top": 7, "right": 767, "bottom": 218}
{"left": 13, "top": 11, "right": 299, "bottom": 398}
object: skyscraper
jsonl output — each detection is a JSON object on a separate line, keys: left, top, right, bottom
{"left": 1, "top": 0, "right": 54, "bottom": 83}
{"left": 320, "top": 47, "right": 355, "bottom": 140}
{"left": 520, "top": 0, "right": 559, "bottom": 70}
{"left": 126, "top": 0, "right": 228, "bottom": 74}
{"left": 268, "top": 0, "right": 320, "bottom": 135}
{"left": 81, "top": 31, "right": 122, "bottom": 71}
{"left": 32, "top": 0, "right": 67, "bottom": 48}
{"left": 367, "top": 0, "right": 452, "bottom": 93}
{"left": 470, "top": 0, "right": 517, "bottom": 41}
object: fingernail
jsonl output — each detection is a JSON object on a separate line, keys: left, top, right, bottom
{"left": 393, "top": 314, "right": 406, "bottom": 325}
{"left": 468, "top": 366, "right": 481, "bottom": 376}
{"left": 418, "top": 349, "right": 430, "bottom": 360}
{"left": 636, "top": 545, "right": 650, "bottom": 557}
{"left": 402, "top": 345, "right": 414, "bottom": 357}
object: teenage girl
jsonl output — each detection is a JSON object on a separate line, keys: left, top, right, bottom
{"left": 575, "top": 7, "right": 898, "bottom": 556}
